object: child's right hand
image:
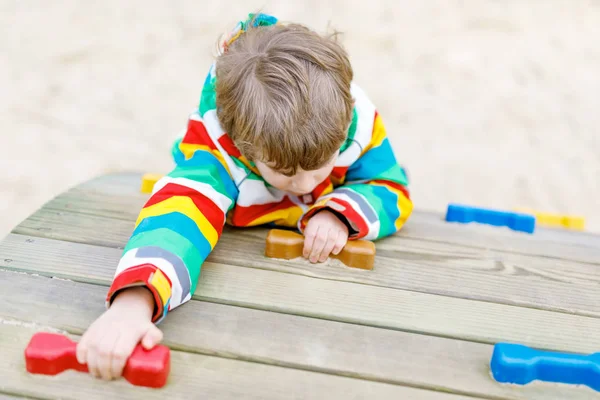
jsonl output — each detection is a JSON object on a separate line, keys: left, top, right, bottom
{"left": 76, "top": 286, "right": 163, "bottom": 380}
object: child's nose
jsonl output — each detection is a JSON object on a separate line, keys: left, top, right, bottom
{"left": 294, "top": 176, "right": 314, "bottom": 193}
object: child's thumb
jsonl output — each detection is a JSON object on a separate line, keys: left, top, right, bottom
{"left": 141, "top": 325, "right": 163, "bottom": 349}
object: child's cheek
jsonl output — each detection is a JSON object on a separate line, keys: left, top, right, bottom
{"left": 265, "top": 174, "right": 288, "bottom": 191}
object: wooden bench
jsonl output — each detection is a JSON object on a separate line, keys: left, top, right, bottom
{"left": 1, "top": 172, "right": 599, "bottom": 399}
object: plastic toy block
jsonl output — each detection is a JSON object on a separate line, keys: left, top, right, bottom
{"left": 445, "top": 203, "right": 535, "bottom": 234}
{"left": 265, "top": 229, "right": 376, "bottom": 270}
{"left": 24, "top": 332, "right": 170, "bottom": 388}
{"left": 514, "top": 208, "right": 585, "bottom": 231}
{"left": 491, "top": 342, "right": 600, "bottom": 391}
{"left": 140, "top": 173, "right": 163, "bottom": 194}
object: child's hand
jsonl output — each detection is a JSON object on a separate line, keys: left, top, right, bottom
{"left": 303, "top": 210, "right": 349, "bottom": 263}
{"left": 76, "top": 287, "right": 162, "bottom": 380}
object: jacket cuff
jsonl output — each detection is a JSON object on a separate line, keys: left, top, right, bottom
{"left": 106, "top": 263, "right": 172, "bottom": 324}
{"left": 298, "top": 197, "right": 367, "bottom": 239}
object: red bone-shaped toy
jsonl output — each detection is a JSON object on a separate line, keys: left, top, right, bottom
{"left": 24, "top": 332, "right": 170, "bottom": 388}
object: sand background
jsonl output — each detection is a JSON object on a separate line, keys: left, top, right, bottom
{"left": 1, "top": 0, "right": 599, "bottom": 236}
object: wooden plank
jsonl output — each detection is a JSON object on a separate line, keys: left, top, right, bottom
{"left": 2, "top": 235, "right": 600, "bottom": 356}
{"left": 13, "top": 202, "right": 600, "bottom": 279}
{"left": 15, "top": 172, "right": 600, "bottom": 264}
{"left": 41, "top": 180, "right": 146, "bottom": 221}
{"left": 413, "top": 209, "right": 600, "bottom": 249}
{"left": 43, "top": 188, "right": 145, "bottom": 222}
{"left": 0, "top": 324, "right": 458, "bottom": 400}
{"left": 231, "top": 226, "right": 600, "bottom": 285}
{"left": 402, "top": 212, "right": 600, "bottom": 263}
{"left": 1, "top": 269, "right": 593, "bottom": 400}
{"left": 12, "top": 209, "right": 135, "bottom": 249}
{"left": 212, "top": 228, "right": 600, "bottom": 318}
{"left": 12, "top": 200, "right": 600, "bottom": 319}
{"left": 0, "top": 393, "right": 33, "bottom": 400}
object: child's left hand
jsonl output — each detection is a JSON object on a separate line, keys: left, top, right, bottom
{"left": 303, "top": 210, "right": 349, "bottom": 263}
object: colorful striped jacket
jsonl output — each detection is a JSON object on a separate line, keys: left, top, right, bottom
{"left": 106, "top": 15, "right": 413, "bottom": 323}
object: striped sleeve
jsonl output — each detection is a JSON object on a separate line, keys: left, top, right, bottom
{"left": 106, "top": 114, "right": 238, "bottom": 323}
{"left": 299, "top": 109, "right": 413, "bottom": 241}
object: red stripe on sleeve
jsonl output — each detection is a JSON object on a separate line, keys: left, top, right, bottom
{"left": 106, "top": 263, "right": 168, "bottom": 323}
{"left": 311, "top": 178, "right": 332, "bottom": 200}
{"left": 331, "top": 166, "right": 348, "bottom": 181}
{"left": 229, "top": 196, "right": 297, "bottom": 227}
{"left": 369, "top": 179, "right": 410, "bottom": 200}
{"left": 144, "top": 183, "right": 225, "bottom": 235}
{"left": 218, "top": 134, "right": 242, "bottom": 158}
{"left": 183, "top": 119, "right": 217, "bottom": 150}
{"left": 300, "top": 197, "right": 370, "bottom": 239}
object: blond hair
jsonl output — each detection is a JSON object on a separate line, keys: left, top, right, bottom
{"left": 215, "top": 21, "right": 354, "bottom": 176}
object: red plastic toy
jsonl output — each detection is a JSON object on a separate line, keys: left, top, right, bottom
{"left": 24, "top": 332, "right": 170, "bottom": 388}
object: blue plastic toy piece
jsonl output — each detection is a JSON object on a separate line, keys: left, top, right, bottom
{"left": 491, "top": 343, "right": 600, "bottom": 391}
{"left": 445, "top": 203, "right": 535, "bottom": 234}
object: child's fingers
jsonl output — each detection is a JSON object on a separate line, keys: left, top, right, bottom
{"left": 110, "top": 330, "right": 142, "bottom": 378}
{"left": 81, "top": 326, "right": 106, "bottom": 378}
{"left": 96, "top": 332, "right": 120, "bottom": 380}
{"left": 303, "top": 225, "right": 319, "bottom": 259}
{"left": 331, "top": 230, "right": 348, "bottom": 255}
{"left": 309, "top": 230, "right": 328, "bottom": 263}
{"left": 319, "top": 234, "right": 337, "bottom": 262}
{"left": 86, "top": 338, "right": 102, "bottom": 378}
{"left": 142, "top": 324, "right": 163, "bottom": 349}
{"left": 76, "top": 330, "right": 92, "bottom": 365}
{"left": 110, "top": 337, "right": 130, "bottom": 379}
{"left": 76, "top": 315, "right": 105, "bottom": 365}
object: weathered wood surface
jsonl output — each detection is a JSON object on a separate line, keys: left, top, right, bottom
{"left": 3, "top": 269, "right": 592, "bottom": 399}
{"left": 10, "top": 175, "right": 600, "bottom": 321}
{"left": 31, "top": 173, "right": 600, "bottom": 258}
{"left": 2, "top": 233, "right": 600, "bottom": 356}
{"left": 0, "top": 393, "right": 31, "bottom": 400}
{"left": 2, "top": 324, "right": 464, "bottom": 400}
{"left": 2, "top": 172, "right": 600, "bottom": 399}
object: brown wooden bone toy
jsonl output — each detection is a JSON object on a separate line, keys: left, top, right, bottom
{"left": 265, "top": 229, "right": 375, "bottom": 270}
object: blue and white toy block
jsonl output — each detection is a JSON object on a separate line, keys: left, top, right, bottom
{"left": 491, "top": 343, "right": 600, "bottom": 392}
{"left": 445, "top": 203, "right": 535, "bottom": 234}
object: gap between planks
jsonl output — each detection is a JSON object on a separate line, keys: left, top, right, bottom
{"left": 0, "top": 392, "right": 40, "bottom": 400}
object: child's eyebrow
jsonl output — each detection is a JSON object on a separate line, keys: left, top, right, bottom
{"left": 277, "top": 169, "right": 296, "bottom": 177}
{"left": 264, "top": 162, "right": 294, "bottom": 176}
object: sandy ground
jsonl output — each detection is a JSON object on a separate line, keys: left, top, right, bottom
{"left": 1, "top": 0, "right": 599, "bottom": 237}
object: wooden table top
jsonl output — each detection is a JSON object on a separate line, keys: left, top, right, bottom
{"left": 1, "top": 172, "right": 599, "bottom": 399}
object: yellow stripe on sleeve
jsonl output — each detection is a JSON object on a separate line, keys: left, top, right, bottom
{"left": 249, "top": 206, "right": 305, "bottom": 228}
{"left": 136, "top": 196, "right": 219, "bottom": 248}
{"left": 178, "top": 143, "right": 230, "bottom": 174}
{"left": 360, "top": 113, "right": 387, "bottom": 156}
{"left": 150, "top": 268, "right": 172, "bottom": 307}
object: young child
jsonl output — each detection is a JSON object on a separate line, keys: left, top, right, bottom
{"left": 76, "top": 13, "right": 413, "bottom": 380}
